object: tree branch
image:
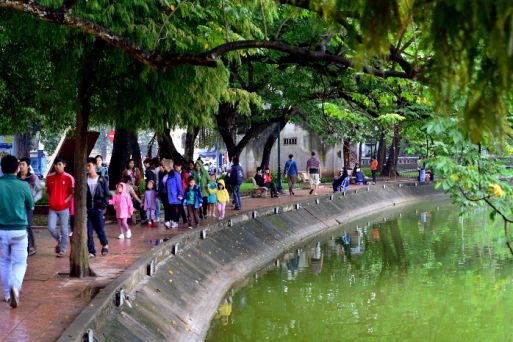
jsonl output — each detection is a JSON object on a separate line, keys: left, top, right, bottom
{"left": 0, "top": 0, "right": 411, "bottom": 78}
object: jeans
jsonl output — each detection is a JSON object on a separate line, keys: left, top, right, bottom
{"left": 201, "top": 197, "right": 208, "bottom": 218}
{"left": 179, "top": 204, "right": 187, "bottom": 223}
{"left": 0, "top": 230, "right": 28, "bottom": 299}
{"left": 87, "top": 208, "right": 109, "bottom": 255}
{"left": 187, "top": 205, "right": 200, "bottom": 226}
{"left": 163, "top": 201, "right": 172, "bottom": 222}
{"left": 232, "top": 184, "right": 241, "bottom": 209}
{"left": 265, "top": 182, "right": 277, "bottom": 196}
{"left": 146, "top": 209, "right": 156, "bottom": 221}
{"left": 48, "top": 209, "right": 70, "bottom": 253}
{"left": 155, "top": 199, "right": 161, "bottom": 220}
{"left": 26, "top": 209, "right": 35, "bottom": 250}
{"left": 169, "top": 204, "right": 180, "bottom": 223}
{"left": 287, "top": 175, "right": 297, "bottom": 194}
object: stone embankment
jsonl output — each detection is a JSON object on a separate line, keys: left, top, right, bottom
{"left": 58, "top": 183, "right": 444, "bottom": 342}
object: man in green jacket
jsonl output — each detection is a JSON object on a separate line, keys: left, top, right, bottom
{"left": 0, "top": 155, "right": 34, "bottom": 308}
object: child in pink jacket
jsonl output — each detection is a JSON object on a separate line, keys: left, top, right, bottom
{"left": 109, "top": 182, "right": 134, "bottom": 239}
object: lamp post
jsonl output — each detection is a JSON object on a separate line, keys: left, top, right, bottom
{"left": 276, "top": 123, "right": 283, "bottom": 193}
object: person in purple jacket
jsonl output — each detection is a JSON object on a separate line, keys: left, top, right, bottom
{"left": 142, "top": 180, "right": 158, "bottom": 227}
{"left": 162, "top": 159, "right": 183, "bottom": 229}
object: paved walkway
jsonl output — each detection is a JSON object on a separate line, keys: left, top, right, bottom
{"left": 0, "top": 182, "right": 402, "bottom": 341}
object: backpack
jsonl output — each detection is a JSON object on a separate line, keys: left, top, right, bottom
{"left": 230, "top": 165, "right": 244, "bottom": 185}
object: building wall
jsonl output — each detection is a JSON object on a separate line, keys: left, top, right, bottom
{"left": 238, "top": 123, "right": 345, "bottom": 177}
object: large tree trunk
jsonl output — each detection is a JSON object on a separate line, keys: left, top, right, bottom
{"left": 216, "top": 103, "right": 272, "bottom": 161}
{"left": 129, "top": 130, "right": 142, "bottom": 171}
{"left": 381, "top": 124, "right": 401, "bottom": 177}
{"left": 69, "top": 41, "right": 101, "bottom": 278}
{"left": 376, "top": 133, "right": 386, "bottom": 173}
{"left": 15, "top": 132, "right": 32, "bottom": 159}
{"left": 108, "top": 127, "right": 142, "bottom": 189}
{"left": 157, "top": 127, "right": 186, "bottom": 164}
{"left": 184, "top": 126, "right": 199, "bottom": 162}
{"left": 259, "top": 121, "right": 286, "bottom": 169}
{"left": 343, "top": 140, "right": 350, "bottom": 167}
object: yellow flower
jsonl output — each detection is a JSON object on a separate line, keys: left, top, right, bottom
{"left": 450, "top": 174, "right": 459, "bottom": 182}
{"left": 204, "top": 43, "right": 209, "bottom": 50}
{"left": 489, "top": 184, "right": 504, "bottom": 198}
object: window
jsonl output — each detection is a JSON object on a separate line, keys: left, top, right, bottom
{"left": 283, "top": 137, "right": 297, "bottom": 145}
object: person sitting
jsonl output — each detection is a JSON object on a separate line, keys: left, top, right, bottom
{"left": 255, "top": 167, "right": 278, "bottom": 198}
{"left": 352, "top": 163, "right": 360, "bottom": 178}
{"left": 264, "top": 168, "right": 279, "bottom": 198}
{"left": 333, "top": 167, "right": 349, "bottom": 192}
{"left": 354, "top": 167, "right": 367, "bottom": 185}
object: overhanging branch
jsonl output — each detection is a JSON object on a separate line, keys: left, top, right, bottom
{"left": 0, "top": 0, "right": 411, "bottom": 78}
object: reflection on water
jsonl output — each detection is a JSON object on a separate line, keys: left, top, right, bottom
{"left": 207, "top": 202, "right": 513, "bottom": 341}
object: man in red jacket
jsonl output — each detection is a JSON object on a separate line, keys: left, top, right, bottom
{"left": 46, "top": 157, "right": 74, "bottom": 257}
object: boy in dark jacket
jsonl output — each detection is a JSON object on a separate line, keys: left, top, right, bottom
{"left": 228, "top": 157, "right": 244, "bottom": 210}
{"left": 86, "top": 158, "right": 111, "bottom": 257}
{"left": 184, "top": 176, "right": 202, "bottom": 229}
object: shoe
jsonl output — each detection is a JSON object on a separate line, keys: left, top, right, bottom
{"left": 292, "top": 191, "right": 295, "bottom": 195}
{"left": 125, "top": 230, "right": 132, "bottom": 239}
{"left": 56, "top": 251, "right": 65, "bottom": 258}
{"left": 188, "top": 226, "right": 193, "bottom": 229}
{"left": 171, "top": 221, "right": 178, "bottom": 228}
{"left": 219, "top": 217, "right": 224, "bottom": 220}
{"left": 69, "top": 232, "right": 73, "bottom": 237}
{"left": 54, "top": 244, "right": 60, "bottom": 253}
{"left": 101, "top": 246, "right": 109, "bottom": 256}
{"left": 164, "top": 221, "right": 171, "bottom": 229}
{"left": 118, "top": 234, "right": 125, "bottom": 240}
{"left": 9, "top": 288, "right": 19, "bottom": 309}
{"left": 28, "top": 247, "right": 37, "bottom": 256}
{"left": 234, "top": 207, "right": 241, "bottom": 211}
{"left": 309, "top": 189, "right": 314, "bottom": 195}
{"left": 89, "top": 253, "right": 95, "bottom": 258}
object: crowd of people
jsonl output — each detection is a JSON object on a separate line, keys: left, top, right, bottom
{"left": 0, "top": 153, "right": 248, "bottom": 308}
{"left": 0, "top": 149, "right": 394, "bottom": 309}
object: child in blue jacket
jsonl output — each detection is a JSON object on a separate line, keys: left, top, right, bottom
{"left": 184, "top": 176, "right": 203, "bottom": 229}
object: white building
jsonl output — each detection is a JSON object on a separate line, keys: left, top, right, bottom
{"left": 238, "top": 122, "right": 348, "bottom": 177}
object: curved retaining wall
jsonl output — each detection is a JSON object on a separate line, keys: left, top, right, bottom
{"left": 58, "top": 184, "right": 444, "bottom": 342}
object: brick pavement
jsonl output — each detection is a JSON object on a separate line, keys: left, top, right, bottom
{"left": 0, "top": 182, "right": 398, "bottom": 341}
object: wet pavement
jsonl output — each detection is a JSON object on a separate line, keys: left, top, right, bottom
{"left": 0, "top": 183, "right": 390, "bottom": 341}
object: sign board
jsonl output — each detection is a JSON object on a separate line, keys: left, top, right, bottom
{"left": 0, "top": 136, "right": 15, "bottom": 158}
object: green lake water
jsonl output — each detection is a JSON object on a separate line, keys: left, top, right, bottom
{"left": 206, "top": 202, "right": 513, "bottom": 341}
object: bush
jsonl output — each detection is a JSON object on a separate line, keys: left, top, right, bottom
{"left": 320, "top": 176, "right": 332, "bottom": 183}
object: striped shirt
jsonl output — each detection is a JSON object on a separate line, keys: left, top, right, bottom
{"left": 306, "top": 156, "right": 321, "bottom": 170}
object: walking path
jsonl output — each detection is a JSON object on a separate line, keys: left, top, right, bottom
{"left": 0, "top": 182, "right": 406, "bottom": 341}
